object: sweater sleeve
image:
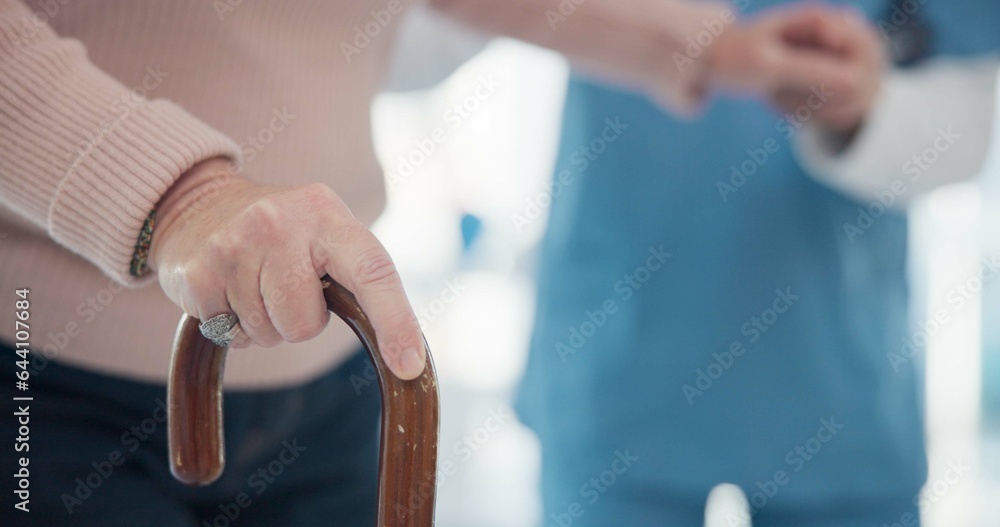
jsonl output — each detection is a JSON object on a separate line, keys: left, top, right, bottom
{"left": 0, "top": 0, "right": 242, "bottom": 287}
{"left": 428, "top": 0, "right": 734, "bottom": 114}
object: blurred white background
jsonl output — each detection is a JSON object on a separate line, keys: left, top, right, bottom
{"left": 370, "top": 7, "right": 1000, "bottom": 526}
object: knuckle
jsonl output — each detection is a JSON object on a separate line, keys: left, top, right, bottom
{"left": 210, "top": 198, "right": 287, "bottom": 261}
{"left": 205, "top": 230, "right": 243, "bottom": 262}
{"left": 302, "top": 183, "right": 340, "bottom": 202}
{"left": 299, "top": 182, "right": 332, "bottom": 206}
{"left": 242, "top": 198, "right": 286, "bottom": 235}
{"left": 229, "top": 334, "right": 251, "bottom": 349}
{"left": 236, "top": 305, "right": 266, "bottom": 331}
{"left": 302, "top": 182, "right": 336, "bottom": 200}
{"left": 354, "top": 247, "right": 400, "bottom": 289}
{"left": 311, "top": 230, "right": 343, "bottom": 263}
{"left": 238, "top": 311, "right": 282, "bottom": 347}
{"left": 179, "top": 259, "right": 217, "bottom": 301}
{"left": 305, "top": 183, "right": 351, "bottom": 218}
{"left": 253, "top": 328, "right": 284, "bottom": 348}
{"left": 282, "top": 312, "right": 330, "bottom": 343}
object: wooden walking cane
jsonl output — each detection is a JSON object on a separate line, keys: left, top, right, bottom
{"left": 167, "top": 276, "right": 439, "bottom": 526}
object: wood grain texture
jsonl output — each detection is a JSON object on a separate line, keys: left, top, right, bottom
{"left": 167, "top": 276, "right": 439, "bottom": 526}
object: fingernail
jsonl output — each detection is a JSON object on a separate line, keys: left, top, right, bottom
{"left": 399, "top": 347, "right": 425, "bottom": 379}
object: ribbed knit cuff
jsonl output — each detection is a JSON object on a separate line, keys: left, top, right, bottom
{"left": 47, "top": 98, "right": 241, "bottom": 287}
{"left": 0, "top": 7, "right": 242, "bottom": 287}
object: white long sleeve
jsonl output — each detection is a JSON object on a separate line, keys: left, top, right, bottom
{"left": 794, "top": 56, "right": 999, "bottom": 208}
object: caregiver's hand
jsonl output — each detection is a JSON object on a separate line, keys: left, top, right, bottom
{"left": 148, "top": 158, "right": 426, "bottom": 380}
{"left": 769, "top": 6, "right": 886, "bottom": 134}
{"left": 709, "top": 5, "right": 885, "bottom": 133}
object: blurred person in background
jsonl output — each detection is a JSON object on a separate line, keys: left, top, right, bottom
{"left": 438, "top": 0, "right": 1000, "bottom": 525}
{"left": 0, "top": 1, "right": 930, "bottom": 525}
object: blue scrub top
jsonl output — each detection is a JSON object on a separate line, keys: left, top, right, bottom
{"left": 516, "top": 0, "right": 1000, "bottom": 518}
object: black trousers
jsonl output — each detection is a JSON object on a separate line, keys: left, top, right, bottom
{"left": 1, "top": 340, "right": 380, "bottom": 526}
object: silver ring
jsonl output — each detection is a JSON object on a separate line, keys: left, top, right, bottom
{"left": 199, "top": 313, "right": 241, "bottom": 347}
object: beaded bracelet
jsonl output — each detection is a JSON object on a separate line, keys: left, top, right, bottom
{"left": 129, "top": 209, "right": 157, "bottom": 277}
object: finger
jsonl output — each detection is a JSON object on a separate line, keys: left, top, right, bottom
{"left": 843, "top": 9, "right": 888, "bottom": 70}
{"left": 226, "top": 260, "right": 284, "bottom": 347}
{"left": 177, "top": 259, "right": 239, "bottom": 339}
{"left": 813, "top": 104, "right": 867, "bottom": 132}
{"left": 838, "top": 6, "right": 883, "bottom": 47}
{"left": 803, "top": 6, "right": 885, "bottom": 66}
{"left": 314, "top": 222, "right": 425, "bottom": 380}
{"left": 772, "top": 5, "right": 834, "bottom": 50}
{"left": 746, "top": 8, "right": 856, "bottom": 92}
{"left": 815, "top": 9, "right": 873, "bottom": 58}
{"left": 772, "top": 87, "right": 862, "bottom": 132}
{"left": 228, "top": 329, "right": 253, "bottom": 349}
{"left": 260, "top": 255, "right": 330, "bottom": 344}
{"left": 764, "top": 45, "right": 854, "bottom": 94}
{"left": 772, "top": 88, "right": 809, "bottom": 113}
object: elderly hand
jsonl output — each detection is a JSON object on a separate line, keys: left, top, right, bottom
{"left": 148, "top": 158, "right": 426, "bottom": 380}
{"left": 709, "top": 4, "right": 886, "bottom": 133}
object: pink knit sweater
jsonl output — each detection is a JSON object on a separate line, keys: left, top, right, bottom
{"left": 0, "top": 0, "right": 723, "bottom": 387}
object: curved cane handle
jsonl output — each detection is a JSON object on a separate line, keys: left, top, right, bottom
{"left": 167, "top": 276, "right": 439, "bottom": 526}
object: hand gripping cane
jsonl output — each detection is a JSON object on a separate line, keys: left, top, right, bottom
{"left": 167, "top": 276, "right": 439, "bottom": 526}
